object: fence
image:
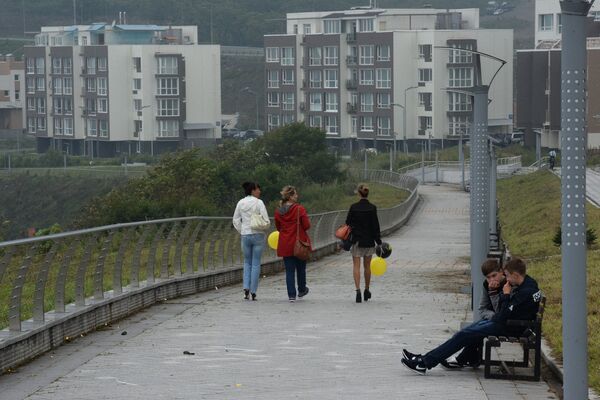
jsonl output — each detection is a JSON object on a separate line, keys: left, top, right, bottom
{"left": 0, "top": 169, "right": 419, "bottom": 372}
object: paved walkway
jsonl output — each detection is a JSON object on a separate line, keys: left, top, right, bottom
{"left": 1, "top": 186, "right": 557, "bottom": 399}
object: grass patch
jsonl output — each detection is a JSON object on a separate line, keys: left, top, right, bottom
{"left": 497, "top": 170, "right": 600, "bottom": 392}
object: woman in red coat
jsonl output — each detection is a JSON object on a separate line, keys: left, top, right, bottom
{"left": 275, "top": 185, "right": 311, "bottom": 302}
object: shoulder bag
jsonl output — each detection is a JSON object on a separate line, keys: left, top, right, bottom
{"left": 335, "top": 224, "right": 352, "bottom": 241}
{"left": 293, "top": 207, "right": 311, "bottom": 261}
{"left": 250, "top": 200, "right": 270, "bottom": 230}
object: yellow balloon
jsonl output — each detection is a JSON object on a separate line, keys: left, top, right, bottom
{"left": 268, "top": 231, "right": 280, "bottom": 250}
{"left": 371, "top": 257, "right": 387, "bottom": 276}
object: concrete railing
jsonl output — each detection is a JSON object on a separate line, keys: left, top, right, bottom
{"left": 0, "top": 170, "right": 419, "bottom": 372}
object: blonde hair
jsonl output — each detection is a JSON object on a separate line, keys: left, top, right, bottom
{"left": 280, "top": 185, "right": 297, "bottom": 206}
{"left": 357, "top": 183, "right": 369, "bottom": 198}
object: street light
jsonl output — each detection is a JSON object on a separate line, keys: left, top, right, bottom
{"left": 137, "top": 104, "right": 151, "bottom": 156}
{"left": 240, "top": 87, "right": 259, "bottom": 130}
{"left": 392, "top": 85, "right": 419, "bottom": 157}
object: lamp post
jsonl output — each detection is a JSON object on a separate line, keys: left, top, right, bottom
{"left": 391, "top": 103, "right": 404, "bottom": 163}
{"left": 393, "top": 86, "right": 419, "bottom": 156}
{"left": 138, "top": 104, "right": 151, "bottom": 156}
{"left": 241, "top": 87, "right": 259, "bottom": 129}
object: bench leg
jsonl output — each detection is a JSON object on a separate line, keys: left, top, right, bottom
{"left": 484, "top": 341, "right": 493, "bottom": 379}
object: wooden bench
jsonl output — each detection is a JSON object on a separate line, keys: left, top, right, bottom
{"left": 484, "top": 297, "right": 546, "bottom": 381}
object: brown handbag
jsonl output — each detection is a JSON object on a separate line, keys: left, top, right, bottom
{"left": 335, "top": 224, "right": 352, "bottom": 241}
{"left": 293, "top": 207, "right": 311, "bottom": 261}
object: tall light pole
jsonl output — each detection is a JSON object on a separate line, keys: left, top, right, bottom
{"left": 241, "top": 87, "right": 259, "bottom": 129}
{"left": 403, "top": 86, "right": 419, "bottom": 155}
{"left": 560, "top": 1, "right": 593, "bottom": 398}
{"left": 391, "top": 103, "right": 404, "bottom": 163}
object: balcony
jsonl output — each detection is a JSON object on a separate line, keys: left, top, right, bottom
{"left": 346, "top": 55, "right": 357, "bottom": 65}
{"left": 347, "top": 103, "right": 357, "bottom": 114}
{"left": 299, "top": 102, "right": 306, "bottom": 111}
{"left": 346, "top": 79, "right": 358, "bottom": 90}
{"left": 418, "top": 129, "right": 426, "bottom": 136}
{"left": 346, "top": 32, "right": 356, "bottom": 43}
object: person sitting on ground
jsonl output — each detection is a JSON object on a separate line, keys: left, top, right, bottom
{"left": 401, "top": 258, "right": 542, "bottom": 375}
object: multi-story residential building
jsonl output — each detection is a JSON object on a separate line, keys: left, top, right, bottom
{"left": 264, "top": 7, "right": 513, "bottom": 150}
{"left": 517, "top": 0, "right": 600, "bottom": 149}
{"left": 0, "top": 55, "right": 25, "bottom": 130}
{"left": 24, "top": 24, "right": 221, "bottom": 156}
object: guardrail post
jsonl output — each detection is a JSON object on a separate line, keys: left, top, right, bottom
{"left": 489, "top": 145, "right": 497, "bottom": 244}
{"left": 435, "top": 150, "right": 439, "bottom": 186}
{"left": 7, "top": 153, "right": 11, "bottom": 173}
{"left": 421, "top": 147, "right": 425, "bottom": 183}
{"left": 459, "top": 136, "right": 466, "bottom": 191}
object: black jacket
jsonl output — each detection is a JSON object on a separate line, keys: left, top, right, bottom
{"left": 492, "top": 275, "right": 542, "bottom": 325}
{"left": 345, "top": 199, "right": 382, "bottom": 248}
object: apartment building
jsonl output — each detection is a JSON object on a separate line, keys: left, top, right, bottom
{"left": 516, "top": 0, "right": 600, "bottom": 149}
{"left": 264, "top": 7, "right": 513, "bottom": 150}
{"left": 0, "top": 55, "right": 25, "bottom": 130}
{"left": 24, "top": 24, "right": 221, "bottom": 156}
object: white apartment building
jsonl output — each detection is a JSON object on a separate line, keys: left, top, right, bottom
{"left": 25, "top": 24, "right": 221, "bottom": 157}
{"left": 535, "top": 0, "right": 600, "bottom": 46}
{"left": 264, "top": 7, "right": 513, "bottom": 150}
{"left": 0, "top": 55, "right": 25, "bottom": 130}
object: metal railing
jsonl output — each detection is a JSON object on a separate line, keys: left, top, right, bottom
{"left": 0, "top": 169, "right": 418, "bottom": 336}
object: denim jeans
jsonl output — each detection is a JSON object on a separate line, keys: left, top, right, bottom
{"left": 422, "top": 319, "right": 506, "bottom": 369}
{"left": 283, "top": 256, "right": 307, "bottom": 299}
{"left": 241, "top": 233, "right": 265, "bottom": 294}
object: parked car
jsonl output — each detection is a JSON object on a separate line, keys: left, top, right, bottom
{"left": 222, "top": 128, "right": 240, "bottom": 139}
{"left": 510, "top": 131, "right": 524, "bottom": 145}
{"left": 242, "top": 129, "right": 264, "bottom": 140}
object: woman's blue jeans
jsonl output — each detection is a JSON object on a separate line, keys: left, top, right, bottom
{"left": 241, "top": 233, "right": 265, "bottom": 294}
{"left": 283, "top": 256, "right": 307, "bottom": 299}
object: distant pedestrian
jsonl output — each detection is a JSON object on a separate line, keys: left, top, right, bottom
{"left": 233, "top": 182, "right": 270, "bottom": 301}
{"left": 548, "top": 149, "right": 557, "bottom": 170}
{"left": 345, "top": 184, "right": 382, "bottom": 303}
{"left": 275, "top": 185, "right": 311, "bottom": 302}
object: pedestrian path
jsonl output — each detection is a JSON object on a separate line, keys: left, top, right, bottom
{"left": 555, "top": 168, "right": 600, "bottom": 207}
{"left": 0, "top": 186, "right": 557, "bottom": 400}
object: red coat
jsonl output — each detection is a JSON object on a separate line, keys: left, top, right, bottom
{"left": 275, "top": 203, "right": 311, "bottom": 257}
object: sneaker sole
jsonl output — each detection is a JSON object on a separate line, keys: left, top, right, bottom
{"left": 401, "top": 359, "right": 426, "bottom": 376}
{"left": 402, "top": 350, "right": 420, "bottom": 361}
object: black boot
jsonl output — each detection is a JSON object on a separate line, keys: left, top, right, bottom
{"left": 251, "top": 293, "right": 257, "bottom": 301}
{"left": 356, "top": 289, "right": 362, "bottom": 303}
{"left": 364, "top": 288, "right": 371, "bottom": 301}
{"left": 244, "top": 289, "right": 249, "bottom": 300}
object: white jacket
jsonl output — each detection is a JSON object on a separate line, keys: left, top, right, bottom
{"left": 232, "top": 196, "right": 270, "bottom": 235}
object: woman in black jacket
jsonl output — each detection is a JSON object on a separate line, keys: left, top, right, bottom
{"left": 345, "top": 184, "right": 382, "bottom": 303}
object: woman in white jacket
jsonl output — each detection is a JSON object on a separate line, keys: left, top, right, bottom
{"left": 233, "top": 182, "right": 270, "bottom": 300}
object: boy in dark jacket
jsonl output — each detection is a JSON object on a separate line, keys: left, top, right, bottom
{"left": 401, "top": 258, "right": 542, "bottom": 375}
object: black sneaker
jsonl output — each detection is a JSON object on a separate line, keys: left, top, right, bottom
{"left": 251, "top": 293, "right": 257, "bottom": 301}
{"left": 298, "top": 287, "right": 310, "bottom": 298}
{"left": 402, "top": 349, "right": 421, "bottom": 361}
{"left": 440, "top": 358, "right": 466, "bottom": 370}
{"left": 401, "top": 356, "right": 427, "bottom": 375}
{"left": 244, "top": 289, "right": 249, "bottom": 300}
{"left": 364, "top": 288, "right": 371, "bottom": 301}
{"left": 289, "top": 297, "right": 296, "bottom": 303}
{"left": 356, "top": 290, "right": 362, "bottom": 303}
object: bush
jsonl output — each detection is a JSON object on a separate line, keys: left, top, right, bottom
{"left": 552, "top": 226, "right": 598, "bottom": 248}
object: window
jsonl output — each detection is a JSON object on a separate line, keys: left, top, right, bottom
{"left": 303, "top": 24, "right": 312, "bottom": 34}
{"left": 324, "top": 69, "right": 338, "bottom": 88}
{"left": 133, "top": 57, "right": 142, "bottom": 73}
{"left": 351, "top": 116, "right": 358, "bottom": 134}
{"left": 325, "top": 115, "right": 338, "bottom": 133}
{"left": 281, "top": 47, "right": 294, "bottom": 65}
{"left": 14, "top": 74, "right": 19, "bottom": 81}
{"left": 361, "top": 93, "right": 374, "bottom": 112}
{"left": 282, "top": 69, "right": 294, "bottom": 85}
{"left": 36, "top": 98, "right": 46, "bottom": 114}
{"left": 63, "top": 58, "right": 72, "bottom": 74}
{"left": 448, "top": 67, "right": 473, "bottom": 87}
{"left": 418, "top": 44, "right": 432, "bottom": 61}
{"left": 36, "top": 58, "right": 45, "bottom": 74}
{"left": 52, "top": 77, "right": 63, "bottom": 95}
{"left": 377, "top": 93, "right": 391, "bottom": 109}
{"left": 53, "top": 98, "right": 63, "bottom": 115}
{"left": 63, "top": 77, "right": 73, "bottom": 95}
{"left": 97, "top": 57, "right": 107, "bottom": 71}
{"left": 86, "top": 77, "right": 96, "bottom": 92}
{"left": 86, "top": 57, "right": 96, "bottom": 74}
{"left": 54, "top": 118, "right": 63, "bottom": 135}
{"left": 359, "top": 45, "right": 374, "bottom": 65}
{"left": 26, "top": 78, "right": 35, "bottom": 94}
{"left": 27, "top": 118, "right": 36, "bottom": 133}
{"left": 359, "top": 18, "right": 374, "bottom": 32}
{"left": 448, "top": 92, "right": 471, "bottom": 111}
{"left": 293, "top": 25, "right": 298, "bottom": 34}
{"left": 267, "top": 92, "right": 280, "bottom": 107}
{"left": 159, "top": 120, "right": 179, "bottom": 137}
{"left": 283, "top": 114, "right": 295, "bottom": 125}
{"left": 266, "top": 47, "right": 280, "bottom": 63}
{"left": 27, "top": 98, "right": 35, "bottom": 111}
{"left": 324, "top": 19, "right": 341, "bottom": 34}
{"left": 86, "top": 98, "right": 96, "bottom": 115}
{"left": 27, "top": 58, "right": 35, "bottom": 74}
{"left": 449, "top": 43, "right": 473, "bottom": 64}
{"left": 324, "top": 46, "right": 339, "bottom": 65}
{"left": 282, "top": 92, "right": 295, "bottom": 110}
{"left": 419, "top": 92, "right": 432, "bottom": 110}
{"left": 309, "top": 47, "right": 322, "bottom": 66}
{"left": 419, "top": 116, "right": 432, "bottom": 130}
{"left": 309, "top": 115, "right": 321, "bottom": 128}
{"left": 36, "top": 77, "right": 45, "bottom": 91}
{"left": 309, "top": 92, "right": 322, "bottom": 111}
{"left": 86, "top": 119, "right": 97, "bottom": 137}
{"left": 361, "top": 116, "right": 373, "bottom": 131}
{"left": 418, "top": 68, "right": 432, "bottom": 83}
{"left": 448, "top": 115, "right": 471, "bottom": 136}
{"left": 268, "top": 114, "right": 280, "bottom": 131}
{"left": 52, "top": 58, "right": 62, "bottom": 74}
{"left": 158, "top": 57, "right": 178, "bottom": 74}
{"left": 98, "top": 119, "right": 108, "bottom": 137}
{"left": 158, "top": 98, "right": 179, "bottom": 116}
{"left": 64, "top": 118, "right": 73, "bottom": 136}
{"left": 158, "top": 77, "right": 179, "bottom": 95}
{"left": 539, "top": 14, "right": 553, "bottom": 31}
{"left": 378, "top": 117, "right": 391, "bottom": 136}
{"left": 97, "top": 77, "right": 107, "bottom": 95}
{"left": 377, "top": 45, "right": 391, "bottom": 62}
{"left": 81, "top": 36, "right": 88, "bottom": 45}
{"left": 558, "top": 14, "right": 562, "bottom": 34}
{"left": 36, "top": 117, "right": 46, "bottom": 131}
{"left": 134, "top": 99, "right": 142, "bottom": 111}
{"left": 268, "top": 70, "right": 280, "bottom": 88}
{"left": 350, "top": 92, "right": 359, "bottom": 107}
{"left": 325, "top": 92, "right": 338, "bottom": 112}
{"left": 359, "top": 69, "right": 374, "bottom": 85}
{"left": 133, "top": 78, "right": 142, "bottom": 90}
{"left": 309, "top": 70, "right": 322, "bottom": 88}
{"left": 64, "top": 98, "right": 73, "bottom": 115}
{"left": 376, "top": 68, "right": 391, "bottom": 89}
{"left": 98, "top": 98, "right": 108, "bottom": 113}
{"left": 134, "top": 120, "right": 143, "bottom": 136}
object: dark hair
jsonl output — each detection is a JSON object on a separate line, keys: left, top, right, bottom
{"left": 242, "top": 181, "right": 260, "bottom": 196}
{"left": 357, "top": 183, "right": 369, "bottom": 198}
{"left": 504, "top": 258, "right": 526, "bottom": 276}
{"left": 481, "top": 259, "right": 501, "bottom": 276}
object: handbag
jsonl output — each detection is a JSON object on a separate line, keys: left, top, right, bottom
{"left": 250, "top": 201, "right": 270, "bottom": 230}
{"left": 293, "top": 207, "right": 311, "bottom": 261}
{"left": 335, "top": 224, "right": 352, "bottom": 241}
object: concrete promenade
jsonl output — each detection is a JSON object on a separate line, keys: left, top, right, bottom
{"left": 1, "top": 185, "right": 557, "bottom": 399}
